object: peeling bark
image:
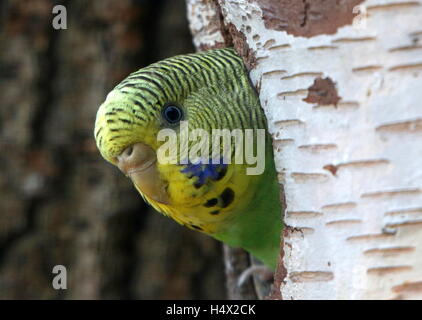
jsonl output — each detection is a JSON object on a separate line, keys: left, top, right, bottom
{"left": 186, "top": 0, "right": 231, "bottom": 50}
{"left": 257, "top": 0, "right": 364, "bottom": 37}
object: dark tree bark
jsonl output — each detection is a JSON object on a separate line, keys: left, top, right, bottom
{"left": 0, "top": 0, "right": 225, "bottom": 299}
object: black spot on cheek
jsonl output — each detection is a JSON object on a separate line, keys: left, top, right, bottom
{"left": 204, "top": 198, "right": 218, "bottom": 207}
{"left": 210, "top": 210, "right": 220, "bottom": 215}
{"left": 220, "top": 187, "right": 235, "bottom": 208}
{"left": 193, "top": 181, "right": 203, "bottom": 189}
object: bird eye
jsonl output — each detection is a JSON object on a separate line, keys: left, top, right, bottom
{"left": 162, "top": 104, "right": 183, "bottom": 124}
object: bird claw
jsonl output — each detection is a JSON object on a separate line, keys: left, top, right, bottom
{"left": 237, "top": 265, "right": 274, "bottom": 288}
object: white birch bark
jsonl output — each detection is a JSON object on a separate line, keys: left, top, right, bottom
{"left": 187, "top": 0, "right": 422, "bottom": 299}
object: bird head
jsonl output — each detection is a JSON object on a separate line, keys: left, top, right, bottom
{"left": 94, "top": 49, "right": 257, "bottom": 207}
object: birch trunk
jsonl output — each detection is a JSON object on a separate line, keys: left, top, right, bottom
{"left": 187, "top": 0, "right": 422, "bottom": 299}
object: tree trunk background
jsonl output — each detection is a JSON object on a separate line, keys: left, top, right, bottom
{"left": 187, "top": 0, "right": 422, "bottom": 299}
{"left": 0, "top": 0, "right": 226, "bottom": 299}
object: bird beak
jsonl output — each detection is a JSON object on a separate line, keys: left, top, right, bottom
{"left": 116, "top": 143, "right": 170, "bottom": 204}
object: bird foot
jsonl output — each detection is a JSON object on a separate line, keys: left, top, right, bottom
{"left": 237, "top": 265, "right": 274, "bottom": 287}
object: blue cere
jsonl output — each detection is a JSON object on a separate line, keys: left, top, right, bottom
{"left": 180, "top": 158, "right": 228, "bottom": 186}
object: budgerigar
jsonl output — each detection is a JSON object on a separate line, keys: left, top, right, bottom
{"left": 94, "top": 48, "right": 282, "bottom": 269}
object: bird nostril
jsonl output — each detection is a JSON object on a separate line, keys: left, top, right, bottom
{"left": 123, "top": 145, "right": 134, "bottom": 158}
{"left": 117, "top": 143, "right": 156, "bottom": 174}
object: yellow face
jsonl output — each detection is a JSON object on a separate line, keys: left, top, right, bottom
{"left": 144, "top": 160, "right": 256, "bottom": 235}
{"left": 94, "top": 47, "right": 268, "bottom": 236}
{"left": 94, "top": 90, "right": 257, "bottom": 235}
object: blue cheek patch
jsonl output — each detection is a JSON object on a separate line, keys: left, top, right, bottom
{"left": 180, "top": 159, "right": 228, "bottom": 187}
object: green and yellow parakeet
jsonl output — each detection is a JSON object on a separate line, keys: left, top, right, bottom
{"left": 94, "top": 48, "right": 282, "bottom": 269}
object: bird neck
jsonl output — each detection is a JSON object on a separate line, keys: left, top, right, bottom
{"left": 213, "top": 154, "right": 283, "bottom": 269}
